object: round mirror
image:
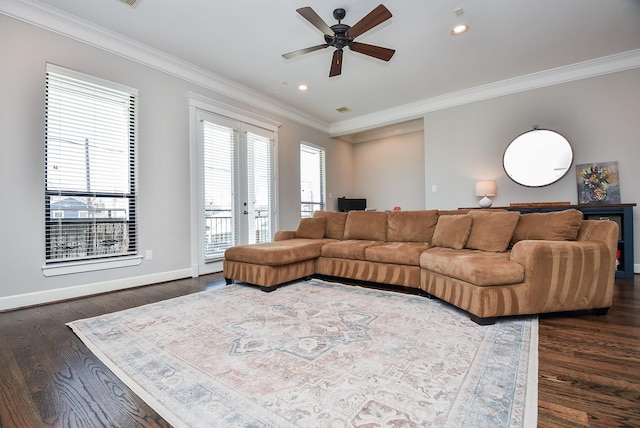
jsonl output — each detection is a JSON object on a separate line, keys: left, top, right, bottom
{"left": 503, "top": 128, "right": 573, "bottom": 187}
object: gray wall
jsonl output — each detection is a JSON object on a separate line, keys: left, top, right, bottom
{"left": 0, "top": 15, "right": 346, "bottom": 307}
{"left": 422, "top": 68, "right": 640, "bottom": 271}
{"left": 352, "top": 131, "right": 425, "bottom": 211}
{"left": 347, "top": 69, "right": 639, "bottom": 271}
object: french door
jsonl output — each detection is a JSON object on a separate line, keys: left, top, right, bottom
{"left": 196, "top": 110, "right": 276, "bottom": 274}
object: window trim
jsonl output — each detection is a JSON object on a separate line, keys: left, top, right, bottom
{"left": 42, "top": 64, "right": 138, "bottom": 275}
{"left": 42, "top": 255, "right": 142, "bottom": 277}
{"left": 300, "top": 141, "right": 326, "bottom": 217}
{"left": 188, "top": 93, "right": 281, "bottom": 277}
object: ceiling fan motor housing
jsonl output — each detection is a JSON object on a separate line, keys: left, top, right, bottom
{"left": 325, "top": 23, "right": 352, "bottom": 50}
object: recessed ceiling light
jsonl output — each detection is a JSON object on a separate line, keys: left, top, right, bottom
{"left": 298, "top": 84, "right": 308, "bottom": 91}
{"left": 451, "top": 24, "right": 469, "bottom": 35}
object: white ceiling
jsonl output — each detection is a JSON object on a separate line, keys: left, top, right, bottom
{"left": 4, "top": 0, "right": 640, "bottom": 135}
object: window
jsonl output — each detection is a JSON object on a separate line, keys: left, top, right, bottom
{"left": 199, "top": 111, "right": 276, "bottom": 264}
{"left": 44, "top": 64, "right": 137, "bottom": 265}
{"left": 300, "top": 143, "right": 325, "bottom": 217}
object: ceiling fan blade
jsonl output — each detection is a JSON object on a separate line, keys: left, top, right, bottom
{"left": 329, "top": 49, "right": 343, "bottom": 77}
{"left": 282, "top": 44, "right": 329, "bottom": 59}
{"left": 347, "top": 4, "right": 392, "bottom": 38}
{"left": 349, "top": 42, "right": 395, "bottom": 61}
{"left": 296, "top": 7, "right": 334, "bottom": 37}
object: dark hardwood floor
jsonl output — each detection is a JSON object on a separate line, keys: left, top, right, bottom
{"left": 537, "top": 276, "right": 640, "bottom": 427}
{"left": 0, "top": 273, "right": 638, "bottom": 427}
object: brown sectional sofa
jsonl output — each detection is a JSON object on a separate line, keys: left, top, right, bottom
{"left": 223, "top": 208, "right": 618, "bottom": 324}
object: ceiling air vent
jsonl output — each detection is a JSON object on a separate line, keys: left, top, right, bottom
{"left": 119, "top": 0, "right": 141, "bottom": 7}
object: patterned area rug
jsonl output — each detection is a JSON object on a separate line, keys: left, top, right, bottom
{"left": 68, "top": 278, "right": 538, "bottom": 427}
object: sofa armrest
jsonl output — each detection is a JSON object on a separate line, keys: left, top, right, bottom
{"left": 274, "top": 230, "right": 297, "bottom": 241}
{"left": 509, "top": 240, "right": 615, "bottom": 313}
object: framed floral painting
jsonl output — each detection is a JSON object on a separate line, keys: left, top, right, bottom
{"left": 576, "top": 161, "right": 621, "bottom": 204}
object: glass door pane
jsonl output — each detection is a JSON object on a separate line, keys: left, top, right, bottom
{"left": 246, "top": 131, "right": 273, "bottom": 244}
{"left": 202, "top": 120, "right": 236, "bottom": 260}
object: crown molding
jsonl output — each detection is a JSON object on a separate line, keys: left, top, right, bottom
{"left": 338, "top": 118, "right": 424, "bottom": 144}
{"left": 0, "top": 0, "right": 330, "bottom": 133}
{"left": 330, "top": 48, "right": 640, "bottom": 136}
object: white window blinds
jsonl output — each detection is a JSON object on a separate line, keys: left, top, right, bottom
{"left": 202, "top": 120, "right": 237, "bottom": 259}
{"left": 247, "top": 131, "right": 273, "bottom": 244}
{"left": 300, "top": 143, "right": 326, "bottom": 217}
{"left": 44, "top": 64, "right": 138, "bottom": 263}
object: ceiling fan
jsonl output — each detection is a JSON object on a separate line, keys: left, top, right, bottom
{"left": 282, "top": 4, "right": 396, "bottom": 77}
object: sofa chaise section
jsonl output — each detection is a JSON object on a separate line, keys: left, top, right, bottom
{"left": 223, "top": 238, "right": 333, "bottom": 291}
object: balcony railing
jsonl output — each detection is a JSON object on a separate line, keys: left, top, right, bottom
{"left": 204, "top": 210, "right": 233, "bottom": 257}
{"left": 46, "top": 220, "right": 132, "bottom": 262}
{"left": 301, "top": 201, "right": 324, "bottom": 218}
{"left": 204, "top": 209, "right": 271, "bottom": 258}
{"left": 252, "top": 210, "right": 271, "bottom": 244}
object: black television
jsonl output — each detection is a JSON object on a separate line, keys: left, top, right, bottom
{"left": 338, "top": 197, "right": 366, "bottom": 212}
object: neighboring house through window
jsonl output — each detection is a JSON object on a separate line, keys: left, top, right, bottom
{"left": 44, "top": 64, "right": 138, "bottom": 269}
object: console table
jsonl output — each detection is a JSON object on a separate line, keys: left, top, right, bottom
{"left": 503, "top": 203, "right": 635, "bottom": 279}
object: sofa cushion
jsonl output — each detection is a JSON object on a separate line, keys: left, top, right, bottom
{"left": 420, "top": 247, "right": 525, "bottom": 286}
{"left": 365, "top": 242, "right": 430, "bottom": 266}
{"left": 313, "top": 211, "right": 348, "bottom": 240}
{"left": 224, "top": 239, "right": 327, "bottom": 266}
{"left": 343, "top": 211, "right": 388, "bottom": 241}
{"left": 321, "top": 240, "right": 383, "bottom": 260}
{"left": 465, "top": 210, "right": 521, "bottom": 252}
{"left": 511, "top": 209, "right": 583, "bottom": 245}
{"left": 295, "top": 217, "right": 326, "bottom": 239}
{"left": 387, "top": 210, "right": 439, "bottom": 243}
{"left": 431, "top": 215, "right": 472, "bottom": 250}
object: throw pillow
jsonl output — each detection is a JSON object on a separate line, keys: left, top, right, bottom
{"left": 343, "top": 211, "right": 388, "bottom": 241}
{"left": 431, "top": 214, "right": 473, "bottom": 249}
{"left": 465, "top": 210, "right": 521, "bottom": 252}
{"left": 312, "top": 211, "right": 347, "bottom": 239}
{"left": 295, "top": 217, "right": 326, "bottom": 239}
{"left": 387, "top": 210, "right": 439, "bottom": 242}
{"left": 510, "top": 209, "right": 583, "bottom": 245}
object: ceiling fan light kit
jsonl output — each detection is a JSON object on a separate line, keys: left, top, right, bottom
{"left": 282, "top": 4, "right": 396, "bottom": 77}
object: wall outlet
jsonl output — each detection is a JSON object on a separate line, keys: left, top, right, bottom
{"left": 431, "top": 185, "right": 438, "bottom": 193}
{"left": 145, "top": 250, "right": 153, "bottom": 260}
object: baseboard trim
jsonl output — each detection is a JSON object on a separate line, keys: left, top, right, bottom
{"left": 0, "top": 268, "right": 192, "bottom": 312}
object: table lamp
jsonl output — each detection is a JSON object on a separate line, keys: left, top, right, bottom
{"left": 475, "top": 181, "right": 496, "bottom": 208}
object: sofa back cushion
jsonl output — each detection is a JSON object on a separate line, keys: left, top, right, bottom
{"left": 387, "top": 210, "right": 439, "bottom": 242}
{"left": 313, "top": 211, "right": 348, "bottom": 240}
{"left": 431, "top": 214, "right": 472, "bottom": 249}
{"left": 511, "top": 209, "right": 583, "bottom": 245}
{"left": 465, "top": 210, "right": 521, "bottom": 252}
{"left": 343, "top": 211, "right": 388, "bottom": 241}
{"left": 295, "top": 217, "right": 326, "bottom": 239}
{"left": 437, "top": 209, "right": 471, "bottom": 216}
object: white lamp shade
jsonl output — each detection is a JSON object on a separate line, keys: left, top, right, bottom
{"left": 475, "top": 180, "right": 497, "bottom": 197}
